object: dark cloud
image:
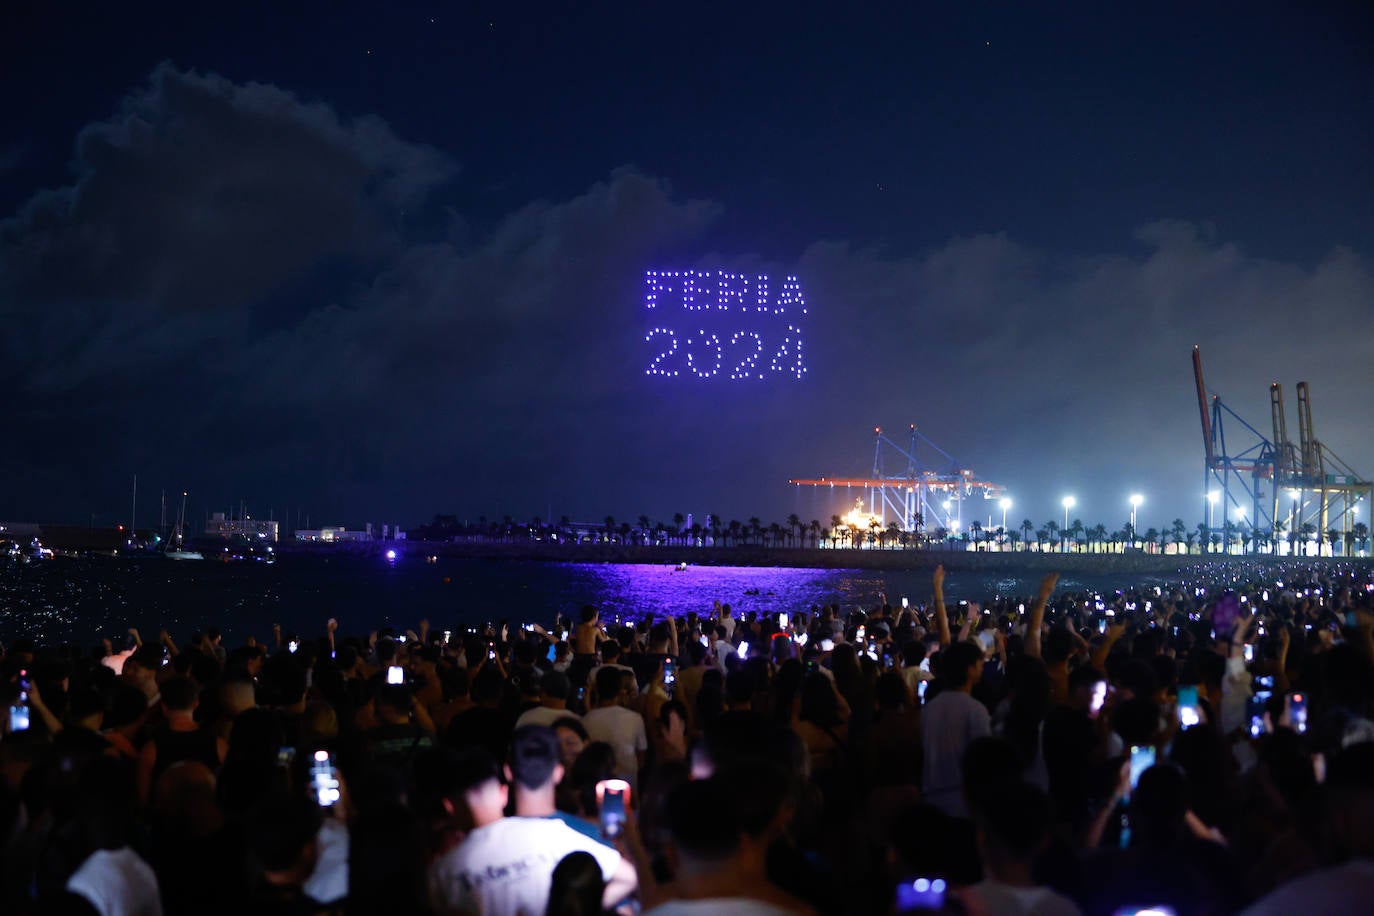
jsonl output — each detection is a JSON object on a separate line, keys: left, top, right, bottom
{"left": 1, "top": 65, "right": 1371, "bottom": 533}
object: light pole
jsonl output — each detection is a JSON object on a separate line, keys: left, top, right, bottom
{"left": 1129, "top": 494, "right": 1143, "bottom": 538}
{"left": 1235, "top": 504, "right": 1247, "bottom": 555}
{"left": 1207, "top": 490, "right": 1219, "bottom": 530}
{"left": 999, "top": 498, "right": 1012, "bottom": 534}
{"left": 1062, "top": 496, "right": 1075, "bottom": 551}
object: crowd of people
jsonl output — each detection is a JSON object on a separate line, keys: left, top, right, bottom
{"left": 2, "top": 559, "right": 1374, "bottom": 915}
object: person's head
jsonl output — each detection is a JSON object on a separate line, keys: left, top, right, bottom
{"left": 552, "top": 717, "right": 589, "bottom": 769}
{"left": 152, "top": 761, "right": 222, "bottom": 838}
{"left": 939, "top": 640, "right": 985, "bottom": 691}
{"left": 1066, "top": 664, "right": 1106, "bottom": 712}
{"left": 540, "top": 671, "right": 571, "bottom": 706}
{"left": 902, "top": 641, "right": 928, "bottom": 667}
{"left": 374, "top": 684, "right": 415, "bottom": 723}
{"left": 1043, "top": 628, "right": 1075, "bottom": 666}
{"left": 962, "top": 737, "right": 1027, "bottom": 818}
{"left": 799, "top": 673, "right": 843, "bottom": 729}
{"left": 219, "top": 677, "right": 257, "bottom": 718}
{"left": 974, "top": 781, "right": 1053, "bottom": 873}
{"left": 581, "top": 606, "right": 598, "bottom": 624}
{"left": 454, "top": 749, "right": 507, "bottom": 828}
{"left": 508, "top": 726, "right": 562, "bottom": 794}
{"left": 122, "top": 645, "right": 163, "bottom": 690}
{"left": 1128, "top": 763, "right": 1189, "bottom": 850}
{"left": 246, "top": 791, "right": 322, "bottom": 883}
{"left": 547, "top": 851, "right": 604, "bottom": 916}
{"left": 600, "top": 641, "right": 621, "bottom": 664}
{"left": 159, "top": 676, "right": 199, "bottom": 716}
{"left": 595, "top": 666, "right": 626, "bottom": 707}
{"left": 300, "top": 701, "right": 338, "bottom": 742}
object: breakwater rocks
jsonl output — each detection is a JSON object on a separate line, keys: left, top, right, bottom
{"left": 280, "top": 540, "right": 1370, "bottom": 577}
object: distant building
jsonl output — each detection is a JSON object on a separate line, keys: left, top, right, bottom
{"left": 205, "top": 512, "right": 279, "bottom": 542}
{"left": 294, "top": 527, "right": 371, "bottom": 543}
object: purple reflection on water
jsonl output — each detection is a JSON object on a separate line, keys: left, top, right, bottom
{"left": 560, "top": 563, "right": 856, "bottom": 621}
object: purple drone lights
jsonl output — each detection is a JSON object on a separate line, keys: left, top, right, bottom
{"left": 643, "top": 270, "right": 808, "bottom": 380}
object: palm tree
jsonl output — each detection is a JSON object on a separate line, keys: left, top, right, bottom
{"left": 1195, "top": 522, "right": 1210, "bottom": 554}
{"left": 1006, "top": 529, "right": 1021, "bottom": 552}
{"left": 1035, "top": 528, "right": 1049, "bottom": 552}
{"left": 970, "top": 520, "right": 983, "bottom": 550}
{"left": 1326, "top": 528, "right": 1341, "bottom": 557}
{"left": 830, "top": 514, "right": 843, "bottom": 545}
{"left": 809, "top": 519, "right": 822, "bottom": 549}
{"left": 769, "top": 522, "right": 784, "bottom": 548}
{"left": 786, "top": 514, "right": 802, "bottom": 548}
{"left": 1299, "top": 522, "right": 1317, "bottom": 556}
{"left": 1144, "top": 527, "right": 1160, "bottom": 554}
{"left": 1090, "top": 523, "right": 1109, "bottom": 554}
{"left": 672, "top": 513, "right": 685, "bottom": 545}
{"left": 934, "top": 526, "right": 949, "bottom": 547}
{"left": 1354, "top": 522, "right": 1370, "bottom": 555}
{"left": 1046, "top": 520, "right": 1061, "bottom": 553}
{"left": 1171, "top": 519, "right": 1187, "bottom": 554}
{"left": 1070, "top": 518, "right": 1085, "bottom": 553}
{"left": 1020, "top": 519, "right": 1034, "bottom": 551}
{"left": 886, "top": 520, "right": 901, "bottom": 549}
{"left": 603, "top": 516, "right": 616, "bottom": 541}
{"left": 728, "top": 519, "right": 743, "bottom": 547}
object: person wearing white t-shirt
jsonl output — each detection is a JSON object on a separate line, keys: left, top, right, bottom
{"left": 920, "top": 641, "right": 991, "bottom": 818}
{"left": 584, "top": 667, "right": 649, "bottom": 786}
{"left": 514, "top": 670, "right": 580, "bottom": 730}
{"left": 430, "top": 726, "right": 636, "bottom": 915}
{"left": 958, "top": 781, "right": 1081, "bottom": 916}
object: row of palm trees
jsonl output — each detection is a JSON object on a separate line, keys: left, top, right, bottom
{"left": 416, "top": 513, "right": 1372, "bottom": 556}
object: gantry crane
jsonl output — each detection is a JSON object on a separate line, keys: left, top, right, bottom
{"left": 1270, "top": 381, "right": 1371, "bottom": 552}
{"left": 789, "top": 425, "right": 1005, "bottom": 534}
{"left": 1195, "top": 345, "right": 1370, "bottom": 554}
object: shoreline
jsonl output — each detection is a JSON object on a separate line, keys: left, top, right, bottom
{"left": 278, "top": 540, "right": 1374, "bottom": 577}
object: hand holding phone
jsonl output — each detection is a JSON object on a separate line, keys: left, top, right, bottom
{"left": 311, "top": 750, "right": 341, "bottom": 807}
{"left": 1177, "top": 685, "right": 1201, "bottom": 729}
{"left": 596, "top": 779, "right": 630, "bottom": 839}
{"left": 386, "top": 665, "right": 405, "bottom": 685}
{"left": 1128, "top": 745, "right": 1156, "bottom": 792}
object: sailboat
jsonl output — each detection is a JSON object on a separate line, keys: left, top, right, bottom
{"left": 165, "top": 492, "right": 204, "bottom": 561}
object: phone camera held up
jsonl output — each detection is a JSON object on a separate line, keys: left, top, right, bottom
{"left": 597, "top": 779, "right": 630, "bottom": 839}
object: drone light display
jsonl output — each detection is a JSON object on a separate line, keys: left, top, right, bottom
{"left": 643, "top": 270, "right": 808, "bottom": 380}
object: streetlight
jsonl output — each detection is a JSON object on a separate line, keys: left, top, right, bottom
{"left": 999, "top": 498, "right": 1012, "bottom": 533}
{"left": 1129, "top": 494, "right": 1143, "bottom": 534}
{"left": 1061, "top": 496, "right": 1076, "bottom": 552}
{"left": 1207, "top": 490, "right": 1219, "bottom": 529}
{"left": 1235, "top": 505, "right": 1247, "bottom": 554}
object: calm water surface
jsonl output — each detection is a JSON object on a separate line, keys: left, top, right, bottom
{"left": 0, "top": 555, "right": 1177, "bottom": 646}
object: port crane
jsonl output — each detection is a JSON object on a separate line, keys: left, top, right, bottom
{"left": 1193, "top": 346, "right": 1370, "bottom": 553}
{"left": 789, "top": 425, "right": 1005, "bottom": 534}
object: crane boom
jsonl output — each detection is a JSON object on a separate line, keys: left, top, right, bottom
{"left": 1193, "top": 346, "right": 1216, "bottom": 467}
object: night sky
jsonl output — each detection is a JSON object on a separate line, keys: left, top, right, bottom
{"left": 2, "top": 2, "right": 1371, "bottom": 535}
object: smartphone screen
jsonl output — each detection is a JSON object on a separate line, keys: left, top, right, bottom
{"left": 1089, "top": 681, "right": 1107, "bottom": 719}
{"left": 777, "top": 613, "right": 789, "bottom": 629}
{"left": 1098, "top": 619, "right": 1107, "bottom": 634}
{"left": 1248, "top": 691, "right": 1271, "bottom": 738}
{"left": 1129, "top": 745, "right": 1156, "bottom": 790}
{"left": 386, "top": 665, "right": 405, "bottom": 685}
{"left": 894, "top": 877, "right": 947, "bottom": 912}
{"left": 288, "top": 640, "right": 299, "bottom": 654}
{"left": 8, "top": 705, "right": 30, "bottom": 732}
{"left": 597, "top": 779, "right": 630, "bottom": 839}
{"left": 311, "top": 750, "right": 340, "bottom": 807}
{"left": 1288, "top": 693, "right": 1308, "bottom": 734}
{"left": 902, "top": 597, "right": 910, "bottom": 609}
{"left": 663, "top": 658, "right": 677, "bottom": 687}
{"left": 856, "top": 626, "right": 866, "bottom": 641}
{"left": 737, "top": 642, "right": 750, "bottom": 659}
{"left": 1177, "top": 685, "right": 1200, "bottom": 728}
{"left": 917, "top": 680, "right": 928, "bottom": 702}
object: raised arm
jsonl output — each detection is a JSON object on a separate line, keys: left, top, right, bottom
{"left": 1024, "top": 572, "right": 1059, "bottom": 659}
{"left": 933, "top": 565, "right": 952, "bottom": 647}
